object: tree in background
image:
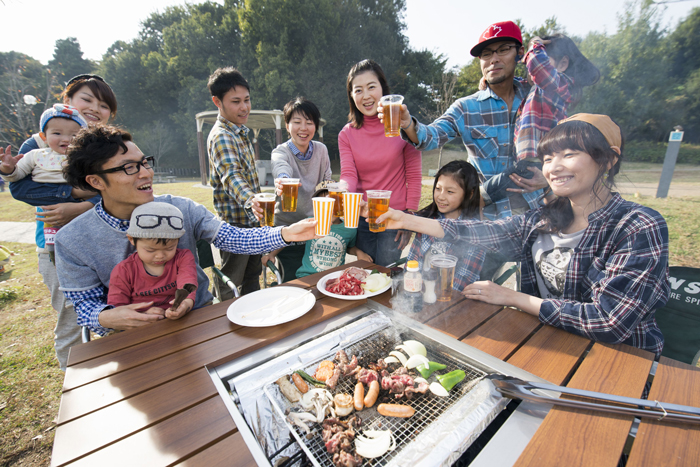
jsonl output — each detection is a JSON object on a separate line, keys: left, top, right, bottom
{"left": 134, "top": 120, "right": 176, "bottom": 169}
{"left": 0, "top": 53, "right": 54, "bottom": 149}
{"left": 48, "top": 38, "right": 95, "bottom": 85}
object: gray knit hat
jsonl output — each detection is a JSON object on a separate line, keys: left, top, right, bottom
{"left": 126, "top": 202, "right": 185, "bottom": 239}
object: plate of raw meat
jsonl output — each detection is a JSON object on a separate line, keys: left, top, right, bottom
{"left": 317, "top": 267, "right": 392, "bottom": 300}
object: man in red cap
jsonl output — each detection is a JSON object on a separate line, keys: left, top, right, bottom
{"left": 392, "top": 20, "right": 548, "bottom": 221}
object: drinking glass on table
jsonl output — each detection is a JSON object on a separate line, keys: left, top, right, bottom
{"left": 366, "top": 190, "right": 391, "bottom": 233}
{"left": 255, "top": 193, "right": 277, "bottom": 227}
{"left": 379, "top": 94, "right": 404, "bottom": 137}
{"left": 280, "top": 178, "right": 300, "bottom": 212}
{"left": 430, "top": 254, "right": 458, "bottom": 302}
{"left": 312, "top": 197, "right": 335, "bottom": 236}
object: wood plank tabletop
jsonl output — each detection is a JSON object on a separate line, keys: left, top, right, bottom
{"left": 626, "top": 357, "right": 700, "bottom": 467}
{"left": 51, "top": 260, "right": 699, "bottom": 467}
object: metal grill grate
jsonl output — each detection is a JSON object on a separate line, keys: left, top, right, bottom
{"left": 265, "top": 327, "right": 486, "bottom": 467}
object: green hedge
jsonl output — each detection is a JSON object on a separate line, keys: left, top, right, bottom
{"left": 625, "top": 141, "right": 700, "bottom": 164}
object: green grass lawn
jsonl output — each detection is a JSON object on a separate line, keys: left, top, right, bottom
{"left": 0, "top": 172, "right": 698, "bottom": 465}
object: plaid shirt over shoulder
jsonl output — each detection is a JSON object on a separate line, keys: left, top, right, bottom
{"left": 406, "top": 78, "right": 541, "bottom": 219}
{"left": 207, "top": 115, "right": 261, "bottom": 226}
{"left": 515, "top": 43, "right": 574, "bottom": 161}
{"left": 438, "top": 193, "right": 669, "bottom": 355}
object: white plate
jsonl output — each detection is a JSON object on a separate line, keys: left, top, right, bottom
{"left": 316, "top": 269, "right": 392, "bottom": 300}
{"left": 227, "top": 287, "right": 316, "bottom": 327}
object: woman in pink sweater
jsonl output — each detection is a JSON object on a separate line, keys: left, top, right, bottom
{"left": 339, "top": 59, "right": 422, "bottom": 266}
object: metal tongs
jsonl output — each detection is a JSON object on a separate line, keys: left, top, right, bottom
{"left": 487, "top": 374, "right": 700, "bottom": 425}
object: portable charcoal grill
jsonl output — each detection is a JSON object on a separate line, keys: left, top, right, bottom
{"left": 208, "top": 301, "right": 551, "bottom": 467}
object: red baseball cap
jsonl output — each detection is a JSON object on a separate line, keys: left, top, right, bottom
{"left": 470, "top": 21, "right": 523, "bottom": 57}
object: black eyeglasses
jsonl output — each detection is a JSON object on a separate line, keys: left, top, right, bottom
{"left": 135, "top": 214, "right": 184, "bottom": 230}
{"left": 479, "top": 44, "right": 518, "bottom": 60}
{"left": 66, "top": 74, "right": 107, "bottom": 87}
{"left": 94, "top": 156, "right": 155, "bottom": 176}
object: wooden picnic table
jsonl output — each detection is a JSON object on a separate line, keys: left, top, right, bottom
{"left": 51, "top": 260, "right": 700, "bottom": 466}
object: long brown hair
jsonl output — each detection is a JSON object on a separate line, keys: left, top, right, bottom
{"left": 346, "top": 59, "right": 390, "bottom": 129}
{"left": 537, "top": 120, "right": 622, "bottom": 233}
{"left": 417, "top": 160, "right": 481, "bottom": 220}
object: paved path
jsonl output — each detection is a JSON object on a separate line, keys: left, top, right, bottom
{"left": 0, "top": 222, "right": 36, "bottom": 244}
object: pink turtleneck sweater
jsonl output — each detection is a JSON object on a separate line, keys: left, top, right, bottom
{"left": 338, "top": 114, "right": 422, "bottom": 211}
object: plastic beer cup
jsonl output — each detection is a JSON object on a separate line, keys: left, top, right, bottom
{"left": 430, "top": 254, "right": 458, "bottom": 302}
{"left": 366, "top": 190, "right": 391, "bottom": 233}
{"left": 312, "top": 197, "right": 335, "bottom": 236}
{"left": 280, "top": 178, "right": 300, "bottom": 212}
{"left": 327, "top": 182, "right": 347, "bottom": 217}
{"left": 255, "top": 193, "right": 277, "bottom": 227}
{"left": 380, "top": 94, "right": 404, "bottom": 137}
{"left": 343, "top": 192, "right": 363, "bottom": 228}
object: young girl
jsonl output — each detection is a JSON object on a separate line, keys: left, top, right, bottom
{"left": 407, "top": 160, "right": 486, "bottom": 291}
{"left": 338, "top": 59, "right": 422, "bottom": 266}
{"left": 374, "top": 114, "right": 670, "bottom": 355}
{"left": 484, "top": 34, "right": 600, "bottom": 203}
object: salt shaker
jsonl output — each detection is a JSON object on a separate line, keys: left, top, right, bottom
{"left": 403, "top": 260, "right": 422, "bottom": 292}
{"left": 423, "top": 268, "right": 437, "bottom": 304}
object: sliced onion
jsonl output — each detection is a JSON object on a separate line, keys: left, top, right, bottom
{"left": 429, "top": 381, "right": 449, "bottom": 397}
{"left": 384, "top": 356, "right": 401, "bottom": 365}
{"left": 355, "top": 430, "right": 394, "bottom": 459}
{"left": 403, "top": 340, "right": 427, "bottom": 357}
{"left": 395, "top": 344, "right": 415, "bottom": 357}
{"left": 405, "top": 354, "right": 430, "bottom": 369}
{"left": 388, "top": 350, "right": 408, "bottom": 366}
{"left": 414, "top": 377, "right": 428, "bottom": 384}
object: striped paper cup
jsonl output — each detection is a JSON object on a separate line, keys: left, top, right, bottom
{"left": 312, "top": 197, "right": 335, "bottom": 236}
{"left": 342, "top": 192, "right": 363, "bottom": 229}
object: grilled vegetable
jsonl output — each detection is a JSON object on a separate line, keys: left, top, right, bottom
{"left": 388, "top": 350, "right": 408, "bottom": 366}
{"left": 354, "top": 382, "right": 365, "bottom": 411}
{"left": 355, "top": 430, "right": 396, "bottom": 459}
{"left": 295, "top": 370, "right": 326, "bottom": 387}
{"left": 402, "top": 340, "right": 427, "bottom": 357}
{"left": 437, "top": 369, "right": 466, "bottom": 391}
{"left": 291, "top": 373, "right": 309, "bottom": 393}
{"left": 275, "top": 376, "right": 302, "bottom": 403}
{"left": 377, "top": 403, "right": 415, "bottom": 418}
{"left": 334, "top": 393, "right": 354, "bottom": 417}
{"left": 364, "top": 380, "right": 380, "bottom": 408}
{"left": 315, "top": 360, "right": 336, "bottom": 382}
{"left": 429, "top": 382, "right": 449, "bottom": 397}
{"left": 405, "top": 354, "right": 430, "bottom": 369}
{"left": 416, "top": 361, "right": 446, "bottom": 379}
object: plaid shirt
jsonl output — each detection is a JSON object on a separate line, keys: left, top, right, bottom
{"left": 407, "top": 78, "right": 541, "bottom": 220}
{"left": 64, "top": 201, "right": 287, "bottom": 335}
{"left": 407, "top": 213, "right": 486, "bottom": 291}
{"left": 515, "top": 43, "right": 574, "bottom": 161}
{"left": 438, "top": 193, "right": 669, "bottom": 355}
{"left": 207, "top": 115, "right": 260, "bottom": 226}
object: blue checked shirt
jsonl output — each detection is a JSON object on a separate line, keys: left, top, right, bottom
{"left": 63, "top": 201, "right": 288, "bottom": 335}
{"left": 278, "top": 140, "right": 314, "bottom": 178}
{"left": 437, "top": 193, "right": 669, "bottom": 355}
{"left": 405, "top": 79, "right": 542, "bottom": 220}
{"left": 207, "top": 115, "right": 260, "bottom": 226}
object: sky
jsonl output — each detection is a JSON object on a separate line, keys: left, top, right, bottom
{"left": 1, "top": 0, "right": 699, "bottom": 69}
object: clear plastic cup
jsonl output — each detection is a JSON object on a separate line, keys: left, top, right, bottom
{"left": 327, "top": 182, "right": 347, "bottom": 217}
{"left": 430, "top": 254, "right": 458, "bottom": 302}
{"left": 380, "top": 94, "right": 404, "bottom": 137}
{"left": 255, "top": 193, "right": 277, "bottom": 227}
{"left": 280, "top": 178, "right": 300, "bottom": 212}
{"left": 366, "top": 190, "right": 391, "bottom": 232}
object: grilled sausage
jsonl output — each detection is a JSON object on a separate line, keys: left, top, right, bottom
{"left": 275, "top": 376, "right": 302, "bottom": 403}
{"left": 354, "top": 381, "right": 365, "bottom": 411}
{"left": 363, "top": 380, "right": 380, "bottom": 408}
{"left": 377, "top": 403, "right": 415, "bottom": 418}
{"left": 292, "top": 373, "right": 309, "bottom": 394}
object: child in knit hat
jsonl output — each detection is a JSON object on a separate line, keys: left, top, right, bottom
{"left": 0, "top": 104, "right": 95, "bottom": 200}
{"left": 107, "top": 202, "right": 199, "bottom": 316}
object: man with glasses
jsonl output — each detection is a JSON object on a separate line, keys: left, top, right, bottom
{"left": 54, "top": 125, "right": 318, "bottom": 336}
{"left": 395, "top": 20, "right": 548, "bottom": 221}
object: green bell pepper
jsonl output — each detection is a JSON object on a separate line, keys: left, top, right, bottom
{"left": 295, "top": 370, "right": 326, "bottom": 387}
{"left": 416, "top": 361, "right": 447, "bottom": 379}
{"left": 437, "top": 369, "right": 466, "bottom": 391}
